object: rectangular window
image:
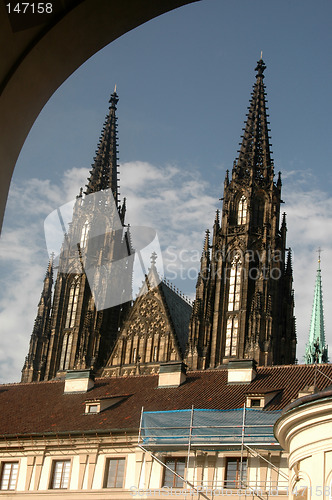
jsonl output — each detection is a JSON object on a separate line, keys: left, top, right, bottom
{"left": 225, "top": 458, "right": 247, "bottom": 488}
{"left": 87, "top": 404, "right": 99, "bottom": 413}
{"left": 105, "top": 458, "right": 126, "bottom": 488}
{"left": 163, "top": 458, "right": 185, "bottom": 488}
{"left": 0, "top": 462, "right": 18, "bottom": 491}
{"left": 50, "top": 460, "right": 71, "bottom": 489}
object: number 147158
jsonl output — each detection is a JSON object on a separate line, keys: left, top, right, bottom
{"left": 6, "top": 3, "right": 53, "bottom": 14}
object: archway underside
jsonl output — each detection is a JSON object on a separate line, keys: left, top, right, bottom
{"left": 0, "top": 0, "right": 199, "bottom": 232}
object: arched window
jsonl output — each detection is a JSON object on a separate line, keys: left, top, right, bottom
{"left": 59, "top": 332, "right": 73, "bottom": 370}
{"left": 237, "top": 196, "right": 247, "bottom": 225}
{"left": 65, "top": 277, "right": 80, "bottom": 329}
{"left": 225, "top": 316, "right": 238, "bottom": 357}
{"left": 228, "top": 254, "right": 242, "bottom": 312}
{"left": 80, "top": 220, "right": 90, "bottom": 249}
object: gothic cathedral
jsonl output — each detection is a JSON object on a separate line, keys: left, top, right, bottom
{"left": 22, "top": 59, "right": 297, "bottom": 383}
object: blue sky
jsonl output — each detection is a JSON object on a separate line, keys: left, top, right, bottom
{"left": 1, "top": 0, "right": 332, "bottom": 383}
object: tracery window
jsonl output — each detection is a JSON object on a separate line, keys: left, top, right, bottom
{"left": 59, "top": 332, "right": 73, "bottom": 370}
{"left": 228, "top": 254, "right": 242, "bottom": 312}
{"left": 225, "top": 316, "right": 239, "bottom": 357}
{"left": 237, "top": 196, "right": 247, "bottom": 225}
{"left": 65, "top": 277, "right": 80, "bottom": 329}
{"left": 80, "top": 220, "right": 90, "bottom": 249}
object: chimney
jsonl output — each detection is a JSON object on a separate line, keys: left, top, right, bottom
{"left": 227, "top": 359, "right": 257, "bottom": 384}
{"left": 158, "top": 362, "right": 187, "bottom": 388}
{"left": 64, "top": 369, "right": 94, "bottom": 393}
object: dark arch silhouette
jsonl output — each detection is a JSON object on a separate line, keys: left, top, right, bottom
{"left": 0, "top": 0, "right": 199, "bottom": 232}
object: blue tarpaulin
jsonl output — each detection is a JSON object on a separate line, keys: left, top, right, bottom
{"left": 140, "top": 408, "right": 281, "bottom": 447}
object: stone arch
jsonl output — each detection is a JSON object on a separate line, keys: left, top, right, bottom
{"left": 0, "top": 0, "right": 199, "bottom": 233}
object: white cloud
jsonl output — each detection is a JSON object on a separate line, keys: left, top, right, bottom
{"left": 0, "top": 167, "right": 89, "bottom": 383}
{"left": 284, "top": 184, "right": 332, "bottom": 362}
{"left": 0, "top": 162, "right": 331, "bottom": 383}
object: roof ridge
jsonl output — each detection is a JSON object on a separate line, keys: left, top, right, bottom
{"left": 161, "top": 277, "right": 193, "bottom": 305}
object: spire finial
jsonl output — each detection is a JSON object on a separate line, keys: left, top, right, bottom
{"left": 317, "top": 247, "right": 322, "bottom": 266}
{"left": 150, "top": 251, "right": 158, "bottom": 266}
{"left": 109, "top": 85, "right": 119, "bottom": 108}
{"left": 255, "top": 58, "right": 266, "bottom": 78}
{"left": 260, "top": 50, "right": 263, "bottom": 60}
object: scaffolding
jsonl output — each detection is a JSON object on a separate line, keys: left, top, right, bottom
{"left": 137, "top": 406, "right": 288, "bottom": 499}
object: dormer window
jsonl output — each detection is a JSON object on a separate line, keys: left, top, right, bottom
{"left": 84, "top": 396, "right": 127, "bottom": 414}
{"left": 237, "top": 196, "right": 247, "bottom": 225}
{"left": 249, "top": 398, "right": 262, "bottom": 408}
{"left": 87, "top": 404, "right": 99, "bottom": 413}
{"left": 246, "top": 390, "right": 280, "bottom": 409}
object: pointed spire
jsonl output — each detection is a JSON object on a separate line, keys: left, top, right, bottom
{"left": 224, "top": 169, "right": 229, "bottom": 188}
{"left": 305, "top": 252, "right": 328, "bottom": 364}
{"left": 198, "top": 230, "right": 210, "bottom": 282}
{"left": 39, "top": 254, "right": 54, "bottom": 310}
{"left": 235, "top": 58, "right": 273, "bottom": 179}
{"left": 21, "top": 256, "right": 54, "bottom": 382}
{"left": 85, "top": 88, "right": 120, "bottom": 204}
{"left": 203, "top": 229, "right": 210, "bottom": 254}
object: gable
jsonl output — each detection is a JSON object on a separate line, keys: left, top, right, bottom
{"left": 104, "top": 282, "right": 188, "bottom": 373}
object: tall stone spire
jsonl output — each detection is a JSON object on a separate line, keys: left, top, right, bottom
{"left": 234, "top": 58, "right": 273, "bottom": 181}
{"left": 22, "top": 89, "right": 133, "bottom": 382}
{"left": 85, "top": 87, "right": 120, "bottom": 205}
{"left": 21, "top": 256, "right": 54, "bottom": 382}
{"left": 186, "top": 59, "right": 296, "bottom": 369}
{"left": 305, "top": 253, "right": 328, "bottom": 364}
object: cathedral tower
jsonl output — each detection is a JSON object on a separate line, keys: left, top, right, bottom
{"left": 186, "top": 59, "right": 296, "bottom": 369}
{"left": 22, "top": 89, "right": 132, "bottom": 382}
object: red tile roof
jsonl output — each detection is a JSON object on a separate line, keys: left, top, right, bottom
{"left": 0, "top": 364, "right": 331, "bottom": 438}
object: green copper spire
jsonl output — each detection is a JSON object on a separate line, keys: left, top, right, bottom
{"left": 305, "top": 252, "right": 328, "bottom": 364}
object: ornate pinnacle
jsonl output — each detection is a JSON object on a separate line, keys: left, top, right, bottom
{"left": 109, "top": 86, "right": 119, "bottom": 109}
{"left": 255, "top": 58, "right": 266, "bottom": 78}
{"left": 150, "top": 251, "right": 158, "bottom": 266}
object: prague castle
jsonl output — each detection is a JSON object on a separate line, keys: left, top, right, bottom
{"left": 0, "top": 60, "right": 331, "bottom": 498}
